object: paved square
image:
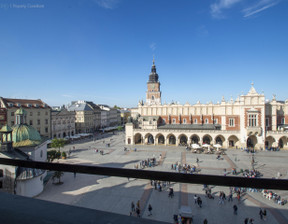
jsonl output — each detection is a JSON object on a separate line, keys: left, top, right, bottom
{"left": 37, "top": 132, "right": 288, "bottom": 223}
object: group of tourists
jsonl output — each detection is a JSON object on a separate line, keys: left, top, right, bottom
{"left": 262, "top": 190, "right": 287, "bottom": 205}
{"left": 151, "top": 180, "right": 171, "bottom": 192}
{"left": 171, "top": 162, "right": 198, "bottom": 174}
{"left": 130, "top": 200, "right": 153, "bottom": 217}
{"left": 242, "top": 169, "right": 260, "bottom": 178}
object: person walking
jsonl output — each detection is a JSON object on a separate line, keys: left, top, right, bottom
{"left": 148, "top": 204, "right": 152, "bottom": 216}
{"left": 263, "top": 209, "right": 267, "bottom": 221}
{"left": 197, "top": 196, "right": 202, "bottom": 208}
{"left": 259, "top": 208, "right": 263, "bottom": 220}
{"left": 136, "top": 207, "right": 140, "bottom": 217}
{"left": 131, "top": 201, "right": 135, "bottom": 212}
{"left": 194, "top": 194, "right": 198, "bottom": 204}
{"left": 137, "top": 200, "right": 140, "bottom": 209}
{"left": 244, "top": 218, "right": 249, "bottom": 224}
{"left": 203, "top": 218, "right": 208, "bottom": 224}
{"left": 233, "top": 205, "right": 238, "bottom": 215}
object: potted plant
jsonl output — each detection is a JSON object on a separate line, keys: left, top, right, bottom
{"left": 62, "top": 151, "right": 67, "bottom": 159}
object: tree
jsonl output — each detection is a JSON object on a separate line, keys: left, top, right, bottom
{"left": 51, "top": 138, "right": 66, "bottom": 151}
{"left": 52, "top": 171, "right": 64, "bottom": 185}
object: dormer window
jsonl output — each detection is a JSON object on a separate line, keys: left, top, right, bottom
{"left": 8, "top": 103, "right": 13, "bottom": 107}
{"left": 194, "top": 119, "right": 197, "bottom": 124}
{"left": 16, "top": 103, "right": 21, "bottom": 107}
{"left": 205, "top": 119, "right": 209, "bottom": 124}
{"left": 34, "top": 104, "right": 39, "bottom": 108}
{"left": 26, "top": 104, "right": 31, "bottom": 107}
{"left": 183, "top": 118, "right": 187, "bottom": 124}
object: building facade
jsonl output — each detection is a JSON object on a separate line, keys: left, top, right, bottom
{"left": 51, "top": 108, "right": 76, "bottom": 138}
{"left": 125, "top": 61, "right": 288, "bottom": 150}
{"left": 0, "top": 98, "right": 51, "bottom": 138}
{"left": 0, "top": 108, "right": 47, "bottom": 197}
{"left": 67, "top": 101, "right": 94, "bottom": 134}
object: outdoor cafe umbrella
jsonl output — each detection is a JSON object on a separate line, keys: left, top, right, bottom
{"left": 213, "top": 144, "right": 222, "bottom": 151}
{"left": 202, "top": 143, "right": 211, "bottom": 152}
{"left": 191, "top": 143, "right": 201, "bottom": 149}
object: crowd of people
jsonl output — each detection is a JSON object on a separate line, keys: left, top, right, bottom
{"left": 134, "top": 156, "right": 158, "bottom": 169}
{"left": 171, "top": 162, "right": 199, "bottom": 173}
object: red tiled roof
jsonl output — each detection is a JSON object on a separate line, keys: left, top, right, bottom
{"left": 0, "top": 97, "right": 51, "bottom": 109}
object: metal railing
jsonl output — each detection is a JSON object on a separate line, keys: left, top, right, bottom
{"left": 1, "top": 158, "right": 288, "bottom": 190}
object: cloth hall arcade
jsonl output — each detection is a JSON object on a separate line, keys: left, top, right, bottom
{"left": 125, "top": 60, "right": 288, "bottom": 150}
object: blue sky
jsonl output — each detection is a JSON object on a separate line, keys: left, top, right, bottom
{"left": 0, "top": 0, "right": 287, "bottom": 108}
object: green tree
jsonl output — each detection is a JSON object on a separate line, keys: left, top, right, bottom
{"left": 51, "top": 138, "right": 66, "bottom": 151}
{"left": 52, "top": 171, "right": 64, "bottom": 184}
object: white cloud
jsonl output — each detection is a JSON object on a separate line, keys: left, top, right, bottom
{"left": 242, "top": 0, "right": 279, "bottom": 17}
{"left": 210, "top": 0, "right": 280, "bottom": 18}
{"left": 94, "top": 0, "right": 119, "bottom": 9}
{"left": 150, "top": 42, "right": 156, "bottom": 52}
{"left": 210, "top": 0, "right": 242, "bottom": 18}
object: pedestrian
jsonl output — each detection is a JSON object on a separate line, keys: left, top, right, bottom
{"left": 233, "top": 205, "right": 238, "bottom": 215}
{"left": 136, "top": 207, "right": 140, "bottom": 217}
{"left": 263, "top": 209, "right": 267, "bottom": 221}
{"left": 259, "top": 208, "right": 263, "bottom": 220}
{"left": 148, "top": 204, "right": 152, "bottom": 216}
{"left": 197, "top": 196, "right": 202, "bottom": 208}
{"left": 137, "top": 200, "right": 140, "bottom": 209}
{"left": 228, "top": 193, "right": 233, "bottom": 202}
{"left": 203, "top": 219, "right": 208, "bottom": 224}
{"left": 196, "top": 157, "right": 199, "bottom": 163}
{"left": 244, "top": 218, "right": 249, "bottom": 224}
{"left": 194, "top": 194, "right": 198, "bottom": 204}
{"left": 249, "top": 218, "right": 254, "bottom": 224}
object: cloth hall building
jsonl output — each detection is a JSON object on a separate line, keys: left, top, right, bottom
{"left": 125, "top": 60, "right": 288, "bottom": 150}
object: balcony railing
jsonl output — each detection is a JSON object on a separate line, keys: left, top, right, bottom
{"left": 1, "top": 158, "right": 288, "bottom": 190}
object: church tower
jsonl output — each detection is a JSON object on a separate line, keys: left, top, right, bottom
{"left": 146, "top": 59, "right": 161, "bottom": 105}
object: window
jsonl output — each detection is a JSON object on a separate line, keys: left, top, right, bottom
{"left": 183, "top": 118, "right": 187, "bottom": 124}
{"left": 152, "top": 96, "right": 154, "bottom": 100}
{"left": 281, "top": 118, "right": 285, "bottom": 124}
{"left": 162, "top": 118, "right": 166, "bottom": 124}
{"left": 45, "top": 127, "right": 48, "bottom": 133}
{"left": 214, "top": 119, "right": 218, "bottom": 124}
{"left": 172, "top": 118, "right": 176, "bottom": 124}
{"left": 38, "top": 111, "right": 40, "bottom": 116}
{"left": 0, "top": 169, "right": 3, "bottom": 177}
{"left": 45, "top": 119, "right": 48, "bottom": 124}
{"left": 248, "top": 114, "right": 257, "bottom": 127}
{"left": 45, "top": 111, "right": 48, "bottom": 115}
{"left": 29, "top": 112, "right": 32, "bottom": 116}
{"left": 40, "top": 150, "right": 43, "bottom": 158}
{"left": 37, "top": 128, "right": 40, "bottom": 133}
{"left": 194, "top": 119, "right": 197, "bottom": 124}
{"left": 11, "top": 121, "right": 14, "bottom": 126}
{"left": 266, "top": 118, "right": 269, "bottom": 127}
{"left": 11, "top": 112, "right": 14, "bottom": 116}
{"left": 37, "top": 119, "right": 40, "bottom": 125}
{"left": 229, "top": 118, "right": 235, "bottom": 127}
{"left": 205, "top": 119, "right": 209, "bottom": 124}
{"left": 30, "top": 120, "right": 33, "bottom": 125}
{"left": 149, "top": 120, "right": 152, "bottom": 125}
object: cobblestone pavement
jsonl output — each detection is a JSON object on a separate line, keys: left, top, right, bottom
{"left": 37, "top": 131, "right": 288, "bottom": 223}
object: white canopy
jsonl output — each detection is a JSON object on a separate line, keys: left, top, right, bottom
{"left": 213, "top": 144, "right": 222, "bottom": 148}
{"left": 179, "top": 206, "right": 193, "bottom": 218}
{"left": 202, "top": 144, "right": 210, "bottom": 148}
{"left": 191, "top": 143, "right": 201, "bottom": 149}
